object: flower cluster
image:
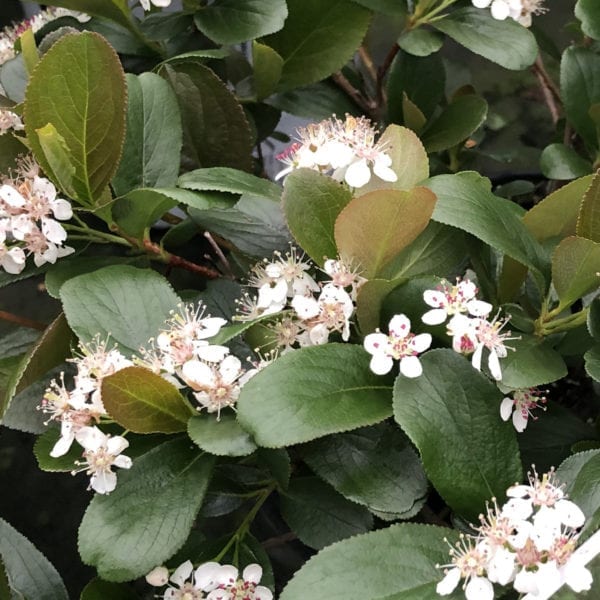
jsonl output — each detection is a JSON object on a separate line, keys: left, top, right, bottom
{"left": 40, "top": 336, "right": 133, "bottom": 494}
{"left": 422, "top": 278, "right": 518, "bottom": 382}
{"left": 146, "top": 560, "right": 273, "bottom": 600}
{"left": 471, "top": 0, "right": 546, "bottom": 27}
{"left": 437, "top": 467, "right": 591, "bottom": 599}
{"left": 0, "top": 158, "right": 74, "bottom": 274}
{"left": 275, "top": 114, "right": 398, "bottom": 189}
{"left": 237, "top": 249, "right": 365, "bottom": 351}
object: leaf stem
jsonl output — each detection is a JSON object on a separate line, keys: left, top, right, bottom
{"left": 536, "top": 306, "right": 589, "bottom": 336}
{"left": 0, "top": 310, "right": 47, "bottom": 331}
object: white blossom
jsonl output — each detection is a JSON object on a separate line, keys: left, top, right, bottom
{"left": 471, "top": 0, "right": 546, "bottom": 27}
{"left": 500, "top": 388, "right": 547, "bottom": 432}
{"left": 139, "top": 0, "right": 173, "bottom": 11}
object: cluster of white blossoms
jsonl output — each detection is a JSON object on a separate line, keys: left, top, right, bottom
{"left": 471, "top": 0, "right": 546, "bottom": 27}
{"left": 0, "top": 158, "right": 74, "bottom": 274}
{"left": 437, "top": 467, "right": 591, "bottom": 600}
{"left": 40, "top": 336, "right": 133, "bottom": 494}
{"left": 138, "top": 302, "right": 266, "bottom": 418}
{"left": 422, "top": 278, "right": 519, "bottom": 382}
{"left": 146, "top": 560, "right": 273, "bottom": 600}
{"left": 275, "top": 114, "right": 398, "bottom": 189}
{"left": 237, "top": 249, "right": 365, "bottom": 351}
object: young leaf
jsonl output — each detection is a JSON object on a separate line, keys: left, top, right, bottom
{"left": 24, "top": 32, "right": 126, "bottom": 205}
{"left": 577, "top": 170, "right": 600, "bottom": 242}
{"left": 237, "top": 344, "right": 394, "bottom": 447}
{"left": 280, "top": 523, "right": 458, "bottom": 600}
{"left": 282, "top": 169, "right": 353, "bottom": 265}
{"left": 280, "top": 477, "right": 373, "bottom": 550}
{"left": 79, "top": 438, "right": 215, "bottom": 581}
{"left": 160, "top": 61, "right": 253, "bottom": 172}
{"left": 334, "top": 187, "right": 436, "bottom": 278}
{"left": 394, "top": 349, "right": 522, "bottom": 520}
{"left": 0, "top": 517, "right": 68, "bottom": 600}
{"left": 194, "top": 0, "right": 288, "bottom": 45}
{"left": 59, "top": 265, "right": 180, "bottom": 355}
{"left": 433, "top": 7, "right": 537, "bottom": 70}
{"left": 265, "top": 0, "right": 371, "bottom": 91}
{"left": 398, "top": 29, "right": 444, "bottom": 57}
{"left": 101, "top": 367, "right": 193, "bottom": 434}
{"left": 112, "top": 73, "right": 183, "bottom": 196}
{"left": 576, "top": 0, "right": 600, "bottom": 40}
{"left": 540, "top": 143, "right": 593, "bottom": 180}
{"left": 302, "top": 423, "right": 428, "bottom": 517}
{"left": 188, "top": 413, "right": 257, "bottom": 456}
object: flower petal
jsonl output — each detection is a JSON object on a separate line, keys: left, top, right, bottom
{"left": 400, "top": 356, "right": 423, "bottom": 378}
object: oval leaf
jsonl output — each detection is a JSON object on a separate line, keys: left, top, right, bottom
{"left": 188, "top": 413, "right": 257, "bottom": 456}
{"left": 540, "top": 143, "right": 593, "bottom": 181}
{"left": 577, "top": 170, "right": 600, "bottom": 243}
{"left": 237, "top": 344, "right": 394, "bottom": 447}
{"left": 78, "top": 438, "right": 215, "bottom": 581}
{"left": 393, "top": 349, "right": 522, "bottom": 520}
{"left": 24, "top": 32, "right": 126, "bottom": 205}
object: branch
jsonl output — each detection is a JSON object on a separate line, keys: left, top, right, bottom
{"left": 531, "top": 54, "right": 562, "bottom": 124}
{"left": 376, "top": 43, "right": 400, "bottom": 114}
{"left": 331, "top": 71, "right": 377, "bottom": 120}
{"left": 0, "top": 310, "right": 47, "bottom": 331}
{"left": 142, "top": 239, "right": 221, "bottom": 279}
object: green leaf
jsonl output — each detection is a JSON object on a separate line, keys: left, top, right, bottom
{"left": 112, "top": 73, "right": 182, "bottom": 197}
{"left": 540, "top": 143, "right": 593, "bottom": 181}
{"left": 188, "top": 413, "right": 257, "bottom": 456}
{"left": 577, "top": 170, "right": 600, "bottom": 242}
{"left": 402, "top": 93, "right": 427, "bottom": 133}
{"left": 585, "top": 345, "right": 600, "bottom": 382}
{"left": 568, "top": 453, "right": 600, "bottom": 523}
{"left": 0, "top": 517, "right": 68, "bottom": 600}
{"left": 558, "top": 449, "right": 600, "bottom": 494}
{"left": 433, "top": 7, "right": 537, "bottom": 70}
{"left": 36, "top": 123, "right": 76, "bottom": 197}
{"left": 589, "top": 298, "right": 600, "bottom": 340}
{"left": 576, "top": 0, "right": 600, "bottom": 41}
{"left": 350, "top": 0, "right": 406, "bottom": 14}
{"left": 421, "top": 94, "right": 487, "bottom": 153}
{"left": 101, "top": 367, "right": 192, "bottom": 434}
{"left": 2, "top": 314, "right": 72, "bottom": 420}
{"left": 194, "top": 0, "right": 288, "bottom": 45}
{"left": 497, "top": 335, "right": 568, "bottom": 389}
{"left": 394, "top": 349, "right": 522, "bottom": 520}
{"left": 34, "top": 427, "right": 82, "bottom": 472}
{"left": 59, "top": 265, "right": 180, "bottom": 355}
{"left": 302, "top": 423, "right": 428, "bottom": 517}
{"left": 561, "top": 47, "right": 600, "bottom": 150}
{"left": 356, "top": 278, "right": 406, "bottom": 334}
{"left": 386, "top": 45, "right": 445, "bottom": 133}
{"left": 160, "top": 61, "right": 252, "bottom": 172}
{"left": 0, "top": 132, "right": 27, "bottom": 174}
{"left": 24, "top": 32, "right": 126, "bottom": 205}
{"left": 280, "top": 477, "right": 373, "bottom": 550}
{"left": 79, "top": 438, "right": 214, "bottom": 581}
{"left": 282, "top": 169, "right": 353, "bottom": 266}
{"left": 334, "top": 187, "right": 436, "bottom": 279}
{"left": 397, "top": 29, "right": 444, "bottom": 57}
{"left": 257, "top": 448, "right": 290, "bottom": 489}
{"left": 42, "top": 1, "right": 133, "bottom": 32}
{"left": 237, "top": 344, "right": 393, "bottom": 447}
{"left": 281, "top": 523, "right": 458, "bottom": 600}
{"left": 428, "top": 172, "right": 547, "bottom": 289}
{"left": 81, "top": 578, "right": 139, "bottom": 600}
{"left": 358, "top": 125, "right": 430, "bottom": 194}
{"left": 253, "top": 42, "right": 283, "bottom": 101}
{"left": 265, "top": 0, "right": 371, "bottom": 91}
{"left": 552, "top": 236, "right": 600, "bottom": 310}
{"left": 178, "top": 167, "right": 281, "bottom": 202}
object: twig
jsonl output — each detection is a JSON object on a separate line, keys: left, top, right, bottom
{"left": 142, "top": 239, "right": 221, "bottom": 279}
{"left": 203, "top": 231, "right": 234, "bottom": 279}
{"left": 358, "top": 46, "right": 378, "bottom": 86}
{"left": 376, "top": 43, "right": 400, "bottom": 116}
{"left": 531, "top": 54, "right": 562, "bottom": 124}
{"left": 331, "top": 72, "right": 377, "bottom": 120}
{"left": 0, "top": 309, "right": 47, "bottom": 331}
{"left": 261, "top": 531, "right": 297, "bottom": 550}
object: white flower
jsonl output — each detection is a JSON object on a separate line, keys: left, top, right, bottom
{"left": 0, "top": 109, "right": 23, "bottom": 134}
{"left": 323, "top": 257, "right": 366, "bottom": 300}
{"left": 471, "top": 313, "right": 517, "bottom": 381}
{"left": 500, "top": 388, "right": 547, "bottom": 432}
{"left": 140, "top": 0, "right": 172, "bottom": 11}
{"left": 364, "top": 314, "right": 431, "bottom": 376}
{"left": 0, "top": 244, "right": 25, "bottom": 273}
{"left": 146, "top": 566, "right": 170, "bottom": 587}
{"left": 206, "top": 563, "right": 273, "bottom": 600}
{"left": 73, "top": 426, "right": 132, "bottom": 494}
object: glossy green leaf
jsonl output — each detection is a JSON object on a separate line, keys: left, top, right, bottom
{"left": 585, "top": 345, "right": 600, "bottom": 382}
{"left": 0, "top": 517, "right": 68, "bottom": 600}
{"left": 302, "top": 423, "right": 428, "bottom": 518}
{"left": 178, "top": 167, "right": 281, "bottom": 201}
{"left": 282, "top": 169, "right": 352, "bottom": 265}
{"left": 253, "top": 42, "right": 283, "bottom": 100}
{"left": 577, "top": 170, "right": 600, "bottom": 242}
{"left": 60, "top": 265, "right": 180, "bottom": 355}
{"left": 34, "top": 427, "right": 83, "bottom": 472}
{"left": 402, "top": 93, "right": 427, "bottom": 133}
{"left": 24, "top": 32, "right": 126, "bottom": 205}
{"left": 421, "top": 94, "right": 487, "bottom": 153}
{"left": 281, "top": 523, "right": 458, "bottom": 600}
{"left": 568, "top": 453, "right": 600, "bottom": 526}
{"left": 80, "top": 578, "right": 139, "bottom": 600}
{"left": 160, "top": 61, "right": 252, "bottom": 172}
{"left": 188, "top": 413, "right": 257, "bottom": 456}
{"left": 387, "top": 51, "right": 445, "bottom": 122}
{"left": 552, "top": 236, "right": 600, "bottom": 310}
{"left": 102, "top": 367, "right": 192, "bottom": 433}
{"left": 350, "top": 0, "right": 406, "bottom": 13}
{"left": 394, "top": 349, "right": 522, "bottom": 520}
{"left": 398, "top": 29, "right": 444, "bottom": 57}
{"left": 433, "top": 7, "right": 537, "bottom": 70}
{"left": 561, "top": 47, "right": 600, "bottom": 150}
{"left": 194, "top": 0, "right": 287, "bottom": 45}
{"left": 355, "top": 278, "right": 406, "bottom": 334}
{"left": 237, "top": 344, "right": 393, "bottom": 447}
{"left": 79, "top": 438, "right": 214, "bottom": 581}
{"left": 540, "top": 143, "right": 593, "bottom": 181}
{"left": 265, "top": 0, "right": 371, "bottom": 91}
{"left": 112, "top": 73, "right": 182, "bottom": 196}
{"left": 335, "top": 187, "right": 436, "bottom": 279}
{"left": 280, "top": 477, "right": 373, "bottom": 550}
{"left": 576, "top": 0, "right": 600, "bottom": 40}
